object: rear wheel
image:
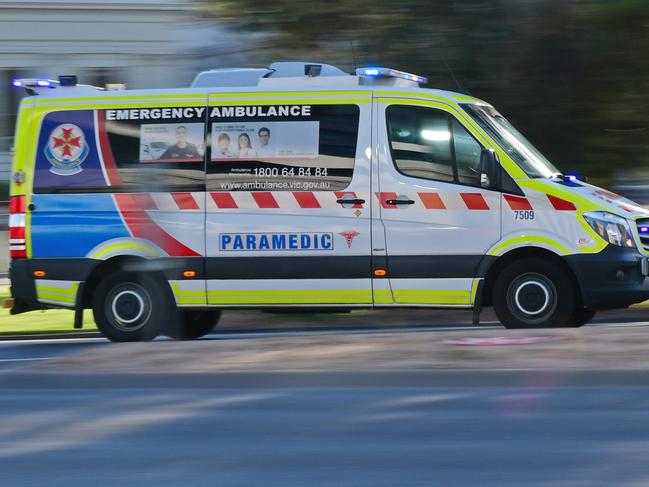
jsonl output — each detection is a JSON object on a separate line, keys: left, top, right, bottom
{"left": 165, "top": 310, "right": 222, "bottom": 340}
{"left": 92, "top": 271, "right": 175, "bottom": 342}
{"left": 493, "top": 258, "right": 576, "bottom": 329}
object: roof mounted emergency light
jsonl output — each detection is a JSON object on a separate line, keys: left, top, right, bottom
{"left": 356, "top": 67, "right": 428, "bottom": 85}
{"left": 11, "top": 76, "right": 104, "bottom": 95}
{"left": 12, "top": 78, "right": 57, "bottom": 89}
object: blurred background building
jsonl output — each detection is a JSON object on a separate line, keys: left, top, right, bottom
{"left": 0, "top": 0, "right": 253, "bottom": 185}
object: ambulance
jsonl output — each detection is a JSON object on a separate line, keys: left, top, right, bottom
{"left": 7, "top": 62, "right": 649, "bottom": 342}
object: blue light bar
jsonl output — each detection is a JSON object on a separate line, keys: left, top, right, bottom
{"left": 640, "top": 227, "right": 649, "bottom": 234}
{"left": 362, "top": 68, "right": 381, "bottom": 77}
{"left": 11, "top": 78, "right": 58, "bottom": 91}
{"left": 356, "top": 67, "right": 428, "bottom": 84}
{"left": 567, "top": 175, "right": 578, "bottom": 182}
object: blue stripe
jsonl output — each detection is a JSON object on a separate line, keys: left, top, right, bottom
{"left": 31, "top": 194, "right": 130, "bottom": 258}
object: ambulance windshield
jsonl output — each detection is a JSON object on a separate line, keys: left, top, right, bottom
{"left": 461, "top": 104, "right": 560, "bottom": 178}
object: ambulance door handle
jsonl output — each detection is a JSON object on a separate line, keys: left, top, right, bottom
{"left": 336, "top": 198, "right": 365, "bottom": 205}
{"left": 386, "top": 198, "right": 415, "bottom": 205}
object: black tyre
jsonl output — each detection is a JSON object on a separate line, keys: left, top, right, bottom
{"left": 568, "top": 307, "right": 596, "bottom": 328}
{"left": 493, "top": 258, "right": 576, "bottom": 329}
{"left": 165, "top": 310, "right": 222, "bottom": 340}
{"left": 92, "top": 271, "right": 175, "bottom": 342}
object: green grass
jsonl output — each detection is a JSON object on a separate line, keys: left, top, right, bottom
{"left": 0, "top": 286, "right": 98, "bottom": 335}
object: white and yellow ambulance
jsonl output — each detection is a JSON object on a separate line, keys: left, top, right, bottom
{"left": 7, "top": 62, "right": 649, "bottom": 341}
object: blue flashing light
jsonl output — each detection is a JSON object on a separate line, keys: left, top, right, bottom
{"left": 356, "top": 67, "right": 428, "bottom": 84}
{"left": 640, "top": 227, "right": 649, "bottom": 234}
{"left": 567, "top": 175, "right": 578, "bottom": 182}
{"left": 36, "top": 80, "right": 51, "bottom": 87}
{"left": 12, "top": 79, "right": 23, "bottom": 87}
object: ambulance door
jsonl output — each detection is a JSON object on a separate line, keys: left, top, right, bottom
{"left": 204, "top": 95, "right": 372, "bottom": 306}
{"left": 374, "top": 99, "right": 501, "bottom": 306}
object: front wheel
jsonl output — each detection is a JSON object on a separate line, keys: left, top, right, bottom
{"left": 493, "top": 258, "right": 576, "bottom": 329}
{"left": 165, "top": 310, "right": 222, "bottom": 340}
{"left": 92, "top": 271, "right": 175, "bottom": 342}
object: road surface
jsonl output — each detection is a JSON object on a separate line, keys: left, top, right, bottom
{"left": 2, "top": 322, "right": 649, "bottom": 486}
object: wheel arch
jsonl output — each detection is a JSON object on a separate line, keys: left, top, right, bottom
{"left": 81, "top": 255, "right": 169, "bottom": 308}
{"left": 480, "top": 247, "right": 583, "bottom": 308}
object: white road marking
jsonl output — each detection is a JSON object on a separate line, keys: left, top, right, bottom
{"left": 0, "top": 358, "right": 54, "bottom": 363}
{"left": 0, "top": 337, "right": 107, "bottom": 345}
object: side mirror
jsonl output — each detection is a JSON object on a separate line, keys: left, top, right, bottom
{"left": 480, "top": 149, "right": 498, "bottom": 189}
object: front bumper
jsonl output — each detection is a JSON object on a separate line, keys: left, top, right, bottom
{"left": 566, "top": 245, "right": 649, "bottom": 310}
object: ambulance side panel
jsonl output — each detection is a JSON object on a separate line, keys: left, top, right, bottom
{"left": 203, "top": 92, "right": 373, "bottom": 306}
{"left": 24, "top": 96, "right": 208, "bottom": 308}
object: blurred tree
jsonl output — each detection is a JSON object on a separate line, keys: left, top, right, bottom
{"left": 201, "top": 0, "right": 649, "bottom": 187}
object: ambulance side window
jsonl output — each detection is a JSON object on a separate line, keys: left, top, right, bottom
{"left": 106, "top": 115, "right": 205, "bottom": 191}
{"left": 206, "top": 104, "right": 359, "bottom": 192}
{"left": 386, "top": 105, "right": 454, "bottom": 183}
{"left": 386, "top": 105, "right": 484, "bottom": 187}
{"left": 452, "top": 118, "right": 482, "bottom": 187}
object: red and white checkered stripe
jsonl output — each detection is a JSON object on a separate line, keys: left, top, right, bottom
{"left": 137, "top": 191, "right": 366, "bottom": 211}
{"left": 128, "top": 191, "right": 578, "bottom": 212}
{"left": 206, "top": 191, "right": 365, "bottom": 210}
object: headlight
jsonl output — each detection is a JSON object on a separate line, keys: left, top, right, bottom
{"left": 583, "top": 211, "right": 635, "bottom": 248}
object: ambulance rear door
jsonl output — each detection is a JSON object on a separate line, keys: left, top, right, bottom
{"left": 204, "top": 92, "right": 373, "bottom": 306}
{"left": 374, "top": 97, "right": 501, "bottom": 306}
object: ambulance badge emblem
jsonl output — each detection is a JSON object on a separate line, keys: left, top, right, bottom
{"left": 339, "top": 231, "right": 360, "bottom": 248}
{"left": 45, "top": 124, "right": 88, "bottom": 175}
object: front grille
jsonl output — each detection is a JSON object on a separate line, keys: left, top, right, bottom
{"left": 636, "top": 218, "right": 649, "bottom": 252}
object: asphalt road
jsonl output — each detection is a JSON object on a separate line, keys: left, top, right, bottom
{"left": 1, "top": 323, "right": 649, "bottom": 486}
{"left": 2, "top": 370, "right": 649, "bottom": 486}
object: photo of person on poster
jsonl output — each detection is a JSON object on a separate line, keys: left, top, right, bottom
{"left": 159, "top": 125, "right": 201, "bottom": 160}
{"left": 215, "top": 133, "right": 235, "bottom": 158}
{"left": 237, "top": 133, "right": 257, "bottom": 158}
{"left": 257, "top": 127, "right": 273, "bottom": 156}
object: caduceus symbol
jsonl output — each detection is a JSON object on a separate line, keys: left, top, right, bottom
{"left": 339, "top": 231, "right": 360, "bottom": 248}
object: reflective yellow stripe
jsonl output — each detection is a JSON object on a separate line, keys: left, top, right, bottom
{"left": 33, "top": 101, "right": 205, "bottom": 112}
{"left": 38, "top": 293, "right": 76, "bottom": 304}
{"left": 37, "top": 285, "right": 77, "bottom": 295}
{"left": 32, "top": 93, "right": 206, "bottom": 104}
{"left": 91, "top": 241, "right": 160, "bottom": 259}
{"left": 36, "top": 281, "right": 79, "bottom": 305}
{"left": 206, "top": 289, "right": 372, "bottom": 304}
{"left": 171, "top": 282, "right": 207, "bottom": 306}
{"left": 210, "top": 91, "right": 372, "bottom": 98}
{"left": 575, "top": 216, "right": 608, "bottom": 253}
{"left": 393, "top": 290, "right": 471, "bottom": 305}
{"left": 471, "top": 279, "right": 482, "bottom": 304}
{"left": 490, "top": 236, "right": 571, "bottom": 256}
{"left": 208, "top": 98, "right": 369, "bottom": 106}
{"left": 34, "top": 95, "right": 370, "bottom": 109}
{"left": 373, "top": 289, "right": 393, "bottom": 304}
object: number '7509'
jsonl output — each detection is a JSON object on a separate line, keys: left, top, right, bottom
{"left": 514, "top": 210, "right": 535, "bottom": 220}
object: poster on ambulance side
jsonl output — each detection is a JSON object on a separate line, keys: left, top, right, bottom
{"left": 210, "top": 122, "right": 319, "bottom": 161}
{"left": 139, "top": 123, "right": 204, "bottom": 163}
